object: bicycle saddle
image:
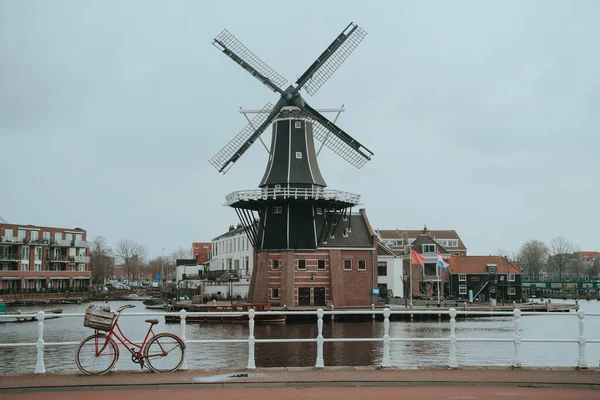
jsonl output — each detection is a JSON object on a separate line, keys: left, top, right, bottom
{"left": 145, "top": 319, "right": 159, "bottom": 325}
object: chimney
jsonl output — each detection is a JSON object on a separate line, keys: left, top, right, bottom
{"left": 237, "top": 223, "right": 242, "bottom": 229}
{"left": 229, "top": 224, "right": 235, "bottom": 232}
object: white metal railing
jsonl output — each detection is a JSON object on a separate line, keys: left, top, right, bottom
{"left": 225, "top": 188, "right": 362, "bottom": 206}
{"left": 72, "top": 256, "right": 90, "bottom": 263}
{"left": 0, "top": 308, "right": 598, "bottom": 374}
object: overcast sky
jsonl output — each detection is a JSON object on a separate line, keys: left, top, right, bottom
{"left": 1, "top": 1, "right": 598, "bottom": 259}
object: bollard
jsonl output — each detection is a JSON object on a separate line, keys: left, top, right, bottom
{"left": 315, "top": 308, "right": 324, "bottom": 368}
{"left": 34, "top": 311, "right": 45, "bottom": 374}
{"left": 247, "top": 309, "right": 256, "bottom": 369}
{"left": 512, "top": 309, "right": 522, "bottom": 368}
{"left": 448, "top": 308, "right": 458, "bottom": 368}
{"left": 382, "top": 308, "right": 391, "bottom": 367}
{"left": 213, "top": 299, "right": 217, "bottom": 306}
{"left": 577, "top": 310, "right": 587, "bottom": 368}
{"left": 179, "top": 309, "right": 188, "bottom": 370}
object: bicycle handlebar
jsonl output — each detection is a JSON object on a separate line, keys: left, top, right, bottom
{"left": 116, "top": 304, "right": 136, "bottom": 313}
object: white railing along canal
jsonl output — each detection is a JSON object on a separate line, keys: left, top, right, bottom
{"left": 0, "top": 308, "right": 598, "bottom": 374}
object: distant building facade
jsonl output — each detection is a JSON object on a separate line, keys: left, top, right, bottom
{"left": 449, "top": 255, "right": 522, "bottom": 302}
{"left": 0, "top": 223, "right": 91, "bottom": 293}
{"left": 376, "top": 242, "right": 403, "bottom": 300}
{"left": 191, "top": 242, "right": 212, "bottom": 265}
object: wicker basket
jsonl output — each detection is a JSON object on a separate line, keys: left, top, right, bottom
{"left": 83, "top": 307, "right": 115, "bottom": 331}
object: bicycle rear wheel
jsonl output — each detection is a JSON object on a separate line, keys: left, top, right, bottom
{"left": 144, "top": 333, "right": 185, "bottom": 372}
{"left": 75, "top": 333, "right": 118, "bottom": 375}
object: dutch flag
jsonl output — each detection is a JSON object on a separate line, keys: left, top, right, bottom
{"left": 437, "top": 251, "right": 450, "bottom": 271}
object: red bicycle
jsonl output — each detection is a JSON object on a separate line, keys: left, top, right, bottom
{"left": 76, "top": 304, "right": 185, "bottom": 375}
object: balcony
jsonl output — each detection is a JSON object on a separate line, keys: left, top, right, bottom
{"left": 0, "top": 254, "right": 20, "bottom": 261}
{"left": 72, "top": 256, "right": 90, "bottom": 263}
{"left": 46, "top": 255, "right": 69, "bottom": 262}
{"left": 49, "top": 240, "right": 88, "bottom": 247}
{"left": 0, "top": 236, "right": 23, "bottom": 244}
{"left": 74, "top": 240, "right": 88, "bottom": 248}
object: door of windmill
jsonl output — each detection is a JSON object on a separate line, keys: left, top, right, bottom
{"left": 313, "top": 287, "right": 326, "bottom": 306}
{"left": 298, "top": 287, "right": 311, "bottom": 306}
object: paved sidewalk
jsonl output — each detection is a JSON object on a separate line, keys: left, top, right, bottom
{"left": 1, "top": 367, "right": 599, "bottom": 392}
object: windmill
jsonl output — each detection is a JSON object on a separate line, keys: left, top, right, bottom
{"left": 209, "top": 22, "right": 373, "bottom": 251}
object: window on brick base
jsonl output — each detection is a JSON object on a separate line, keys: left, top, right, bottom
{"left": 298, "top": 259, "right": 306, "bottom": 270}
{"left": 358, "top": 259, "right": 366, "bottom": 271}
{"left": 378, "top": 261, "right": 387, "bottom": 276}
{"left": 343, "top": 259, "right": 352, "bottom": 271}
{"left": 459, "top": 285, "right": 467, "bottom": 295}
{"left": 271, "top": 288, "right": 280, "bottom": 299}
{"left": 318, "top": 259, "right": 325, "bottom": 270}
{"left": 509, "top": 287, "right": 516, "bottom": 295}
{"left": 272, "top": 259, "right": 280, "bottom": 270}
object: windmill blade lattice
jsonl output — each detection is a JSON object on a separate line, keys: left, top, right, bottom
{"left": 213, "top": 30, "right": 288, "bottom": 93}
{"left": 209, "top": 102, "right": 275, "bottom": 172}
{"left": 297, "top": 24, "right": 367, "bottom": 96}
{"left": 303, "top": 115, "right": 371, "bottom": 169}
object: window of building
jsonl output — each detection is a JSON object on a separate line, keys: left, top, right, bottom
{"left": 424, "top": 263, "right": 436, "bottom": 276}
{"left": 459, "top": 274, "right": 466, "bottom": 281}
{"left": 21, "top": 246, "right": 29, "bottom": 260}
{"left": 509, "top": 287, "right": 516, "bottom": 295}
{"left": 273, "top": 206, "right": 283, "bottom": 214}
{"left": 316, "top": 207, "right": 322, "bottom": 215}
{"left": 343, "top": 259, "right": 352, "bottom": 271}
{"left": 422, "top": 244, "right": 436, "bottom": 254}
{"left": 318, "top": 260, "right": 325, "bottom": 270}
{"left": 78, "top": 264, "right": 85, "bottom": 272}
{"left": 358, "top": 260, "right": 366, "bottom": 271}
{"left": 30, "top": 231, "right": 39, "bottom": 240}
{"left": 394, "top": 240, "right": 403, "bottom": 246}
{"left": 271, "top": 288, "right": 280, "bottom": 299}
{"left": 18, "top": 230, "right": 26, "bottom": 238}
{"left": 508, "top": 273, "right": 515, "bottom": 282}
{"left": 272, "top": 259, "right": 280, "bottom": 270}
{"left": 4, "top": 229, "right": 13, "bottom": 237}
{"left": 21, "top": 263, "right": 28, "bottom": 271}
{"left": 65, "top": 233, "right": 73, "bottom": 241}
{"left": 295, "top": 121, "right": 302, "bottom": 128}
{"left": 54, "top": 232, "right": 62, "bottom": 241}
{"left": 378, "top": 261, "right": 387, "bottom": 276}
{"left": 34, "top": 263, "right": 41, "bottom": 271}
{"left": 234, "top": 259, "right": 240, "bottom": 270}
{"left": 487, "top": 264, "right": 496, "bottom": 274}
{"left": 298, "top": 259, "right": 306, "bottom": 270}
{"left": 459, "top": 285, "right": 467, "bottom": 295}
{"left": 295, "top": 151, "right": 302, "bottom": 159}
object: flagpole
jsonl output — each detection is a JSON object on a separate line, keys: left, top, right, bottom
{"left": 436, "top": 261, "right": 440, "bottom": 306}
{"left": 409, "top": 250, "right": 413, "bottom": 308}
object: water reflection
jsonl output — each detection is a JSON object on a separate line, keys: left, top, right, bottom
{"left": 1, "top": 299, "right": 599, "bottom": 373}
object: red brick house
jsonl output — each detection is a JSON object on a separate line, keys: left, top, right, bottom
{"left": 249, "top": 209, "right": 378, "bottom": 307}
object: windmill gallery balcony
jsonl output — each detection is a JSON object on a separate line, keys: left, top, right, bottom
{"left": 225, "top": 188, "right": 362, "bottom": 207}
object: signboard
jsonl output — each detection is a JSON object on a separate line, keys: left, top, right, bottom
{"left": 155, "top": 274, "right": 162, "bottom": 280}
{"left": 372, "top": 288, "right": 380, "bottom": 295}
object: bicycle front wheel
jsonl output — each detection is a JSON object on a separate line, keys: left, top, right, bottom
{"left": 75, "top": 333, "right": 118, "bottom": 375}
{"left": 144, "top": 333, "right": 185, "bottom": 372}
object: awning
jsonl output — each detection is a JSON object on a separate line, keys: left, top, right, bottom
{"left": 0, "top": 277, "right": 21, "bottom": 280}
{"left": 50, "top": 277, "right": 70, "bottom": 280}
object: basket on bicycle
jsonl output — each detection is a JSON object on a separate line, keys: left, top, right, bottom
{"left": 83, "top": 306, "right": 115, "bottom": 331}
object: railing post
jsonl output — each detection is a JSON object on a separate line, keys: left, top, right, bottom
{"left": 331, "top": 304, "right": 335, "bottom": 322}
{"left": 382, "top": 308, "right": 391, "bottom": 367}
{"left": 371, "top": 303, "right": 375, "bottom": 320}
{"left": 577, "top": 310, "right": 587, "bottom": 369}
{"left": 179, "top": 309, "right": 188, "bottom": 370}
{"left": 448, "top": 308, "right": 458, "bottom": 368}
{"left": 35, "top": 311, "right": 45, "bottom": 374}
{"left": 315, "top": 308, "right": 324, "bottom": 368}
{"left": 247, "top": 308, "right": 256, "bottom": 369}
{"left": 512, "top": 309, "right": 521, "bottom": 368}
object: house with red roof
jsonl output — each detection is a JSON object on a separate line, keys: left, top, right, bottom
{"left": 449, "top": 255, "right": 522, "bottom": 302}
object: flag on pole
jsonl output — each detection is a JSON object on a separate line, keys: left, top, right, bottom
{"left": 437, "top": 251, "right": 450, "bottom": 271}
{"left": 410, "top": 249, "right": 425, "bottom": 268}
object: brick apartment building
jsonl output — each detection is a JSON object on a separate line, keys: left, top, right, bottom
{"left": 0, "top": 223, "right": 91, "bottom": 294}
{"left": 191, "top": 242, "right": 212, "bottom": 265}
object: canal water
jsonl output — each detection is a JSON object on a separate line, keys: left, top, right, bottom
{"left": 1, "top": 299, "right": 599, "bottom": 373}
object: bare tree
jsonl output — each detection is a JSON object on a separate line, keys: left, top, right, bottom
{"left": 115, "top": 240, "right": 148, "bottom": 281}
{"left": 518, "top": 240, "right": 548, "bottom": 278}
{"left": 89, "top": 236, "right": 114, "bottom": 284}
{"left": 496, "top": 248, "right": 521, "bottom": 265}
{"left": 548, "top": 236, "right": 578, "bottom": 280}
